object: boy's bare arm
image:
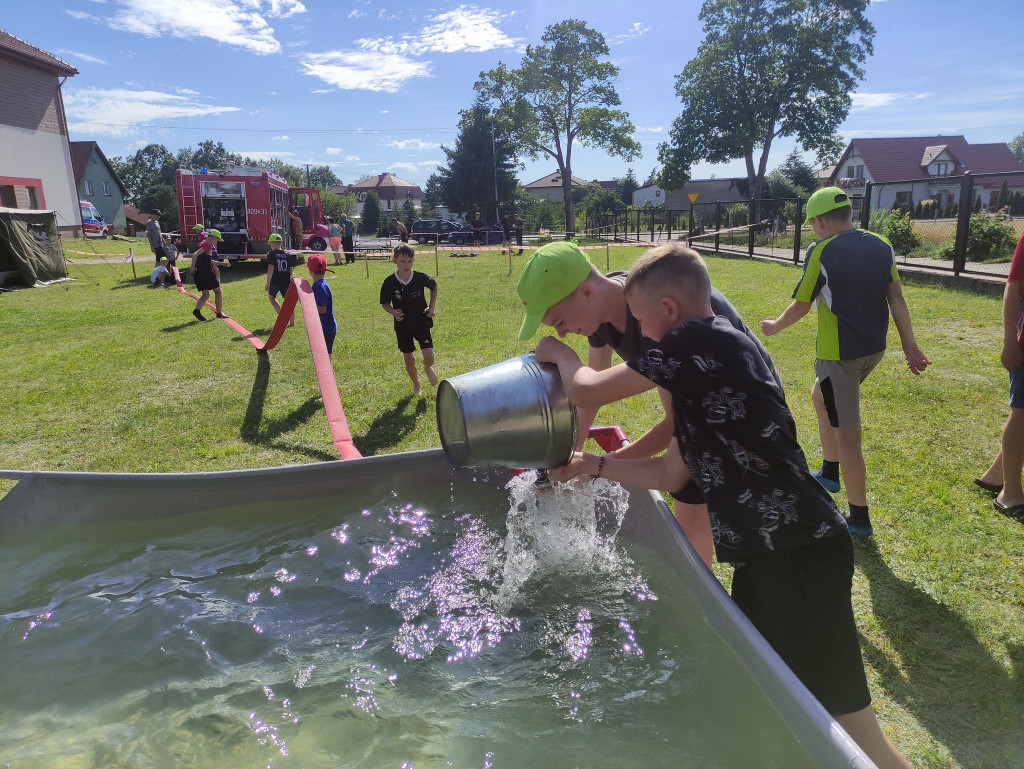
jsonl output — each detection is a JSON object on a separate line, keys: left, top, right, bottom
{"left": 534, "top": 337, "right": 653, "bottom": 408}
{"left": 425, "top": 285, "right": 437, "bottom": 318}
{"left": 381, "top": 302, "right": 403, "bottom": 320}
{"left": 761, "top": 299, "right": 812, "bottom": 336}
{"left": 886, "top": 281, "right": 931, "bottom": 374}
{"left": 573, "top": 344, "right": 615, "bottom": 449}
{"left": 548, "top": 436, "right": 691, "bottom": 492}
{"left": 611, "top": 388, "right": 674, "bottom": 459}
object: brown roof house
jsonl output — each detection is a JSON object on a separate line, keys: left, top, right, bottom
{"left": 522, "top": 171, "right": 587, "bottom": 202}
{"left": 829, "top": 136, "right": 1024, "bottom": 213}
{"left": 332, "top": 173, "right": 423, "bottom": 217}
{"left": 70, "top": 141, "right": 127, "bottom": 235}
{"left": 0, "top": 29, "right": 82, "bottom": 234}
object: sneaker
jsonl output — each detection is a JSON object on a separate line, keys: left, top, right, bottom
{"left": 844, "top": 516, "right": 873, "bottom": 539}
{"left": 812, "top": 470, "right": 840, "bottom": 493}
{"left": 216, "top": 312, "right": 229, "bottom": 319}
{"left": 192, "top": 309, "right": 206, "bottom": 321}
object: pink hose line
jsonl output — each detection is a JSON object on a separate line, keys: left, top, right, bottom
{"left": 171, "top": 267, "right": 361, "bottom": 460}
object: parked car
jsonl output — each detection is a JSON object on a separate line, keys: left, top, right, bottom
{"left": 80, "top": 200, "right": 111, "bottom": 237}
{"left": 447, "top": 223, "right": 504, "bottom": 246}
{"left": 410, "top": 219, "right": 462, "bottom": 244}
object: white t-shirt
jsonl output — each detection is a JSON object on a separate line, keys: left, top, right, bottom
{"left": 150, "top": 265, "right": 169, "bottom": 283}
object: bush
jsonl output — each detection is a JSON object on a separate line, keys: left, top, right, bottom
{"left": 937, "top": 210, "right": 1018, "bottom": 262}
{"left": 882, "top": 209, "right": 923, "bottom": 255}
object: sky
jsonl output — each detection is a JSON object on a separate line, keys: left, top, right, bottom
{"left": 5, "top": 0, "right": 1024, "bottom": 192}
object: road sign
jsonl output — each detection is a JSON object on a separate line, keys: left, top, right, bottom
{"left": 687, "top": 193, "right": 699, "bottom": 204}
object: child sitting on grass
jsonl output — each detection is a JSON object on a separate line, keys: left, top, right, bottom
{"left": 379, "top": 244, "right": 438, "bottom": 396}
{"left": 545, "top": 243, "right": 913, "bottom": 769}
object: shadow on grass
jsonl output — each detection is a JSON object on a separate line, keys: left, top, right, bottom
{"left": 856, "top": 541, "right": 1024, "bottom": 766}
{"left": 240, "top": 351, "right": 337, "bottom": 463}
{"left": 353, "top": 394, "right": 428, "bottom": 456}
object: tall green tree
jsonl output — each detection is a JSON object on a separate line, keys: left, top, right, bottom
{"left": 307, "top": 165, "right": 342, "bottom": 190}
{"left": 110, "top": 143, "right": 176, "bottom": 206}
{"left": 475, "top": 19, "right": 640, "bottom": 236}
{"left": 361, "top": 191, "right": 382, "bottom": 235}
{"left": 617, "top": 168, "right": 639, "bottom": 206}
{"left": 658, "top": 0, "right": 874, "bottom": 203}
{"left": 435, "top": 97, "right": 518, "bottom": 223}
{"left": 778, "top": 148, "right": 817, "bottom": 196}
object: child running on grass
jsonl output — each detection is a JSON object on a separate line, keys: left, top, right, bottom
{"left": 266, "top": 233, "right": 297, "bottom": 327}
{"left": 189, "top": 228, "right": 229, "bottom": 320}
{"left": 307, "top": 254, "right": 337, "bottom": 355}
{"left": 379, "top": 244, "right": 438, "bottom": 396}
{"left": 546, "top": 243, "right": 913, "bottom": 769}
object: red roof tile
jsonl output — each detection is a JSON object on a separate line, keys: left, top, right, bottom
{"left": 834, "top": 136, "right": 1024, "bottom": 184}
{"left": 0, "top": 28, "right": 78, "bottom": 75}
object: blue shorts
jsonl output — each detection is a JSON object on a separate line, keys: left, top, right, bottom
{"left": 1010, "top": 366, "right": 1024, "bottom": 410}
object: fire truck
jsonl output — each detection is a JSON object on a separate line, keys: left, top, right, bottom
{"left": 174, "top": 167, "right": 331, "bottom": 260}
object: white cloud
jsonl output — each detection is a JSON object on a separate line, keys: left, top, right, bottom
{"left": 636, "top": 126, "right": 664, "bottom": 133}
{"left": 347, "top": 9, "right": 363, "bottom": 18}
{"left": 63, "top": 87, "right": 240, "bottom": 137}
{"left": 851, "top": 91, "right": 935, "bottom": 110}
{"left": 299, "top": 51, "right": 431, "bottom": 92}
{"left": 387, "top": 139, "right": 441, "bottom": 150}
{"left": 273, "top": 135, "right": 290, "bottom": 141}
{"left": 610, "top": 22, "right": 650, "bottom": 44}
{"left": 357, "top": 6, "right": 520, "bottom": 56}
{"left": 388, "top": 162, "right": 420, "bottom": 174}
{"left": 345, "top": 155, "right": 360, "bottom": 161}
{"left": 57, "top": 49, "right": 108, "bottom": 65}
{"left": 326, "top": 147, "right": 342, "bottom": 155}
{"left": 65, "top": 0, "right": 307, "bottom": 55}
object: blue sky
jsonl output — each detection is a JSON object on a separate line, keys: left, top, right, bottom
{"left": 6, "top": 0, "right": 1024, "bottom": 190}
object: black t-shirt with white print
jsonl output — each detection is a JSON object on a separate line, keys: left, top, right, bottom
{"left": 627, "top": 316, "right": 846, "bottom": 562}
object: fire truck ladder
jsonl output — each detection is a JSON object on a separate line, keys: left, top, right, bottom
{"left": 179, "top": 174, "right": 199, "bottom": 232}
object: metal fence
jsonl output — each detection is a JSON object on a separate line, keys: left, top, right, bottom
{"left": 588, "top": 169, "right": 1024, "bottom": 281}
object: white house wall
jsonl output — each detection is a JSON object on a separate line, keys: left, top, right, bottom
{"left": 0, "top": 124, "right": 79, "bottom": 231}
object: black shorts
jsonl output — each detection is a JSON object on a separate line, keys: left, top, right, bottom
{"left": 268, "top": 282, "right": 289, "bottom": 299}
{"left": 670, "top": 479, "right": 706, "bottom": 504}
{"left": 194, "top": 271, "right": 219, "bottom": 292}
{"left": 730, "top": 533, "right": 870, "bottom": 716}
{"left": 395, "top": 323, "right": 433, "bottom": 354}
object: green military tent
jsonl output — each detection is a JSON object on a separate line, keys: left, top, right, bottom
{"left": 0, "top": 207, "right": 68, "bottom": 286}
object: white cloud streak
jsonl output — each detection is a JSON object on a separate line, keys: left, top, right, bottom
{"left": 387, "top": 139, "right": 441, "bottom": 150}
{"left": 63, "top": 87, "right": 241, "bottom": 136}
{"left": 299, "top": 51, "right": 431, "bottom": 92}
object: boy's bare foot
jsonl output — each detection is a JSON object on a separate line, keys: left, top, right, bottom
{"left": 426, "top": 367, "right": 438, "bottom": 387}
{"left": 413, "top": 382, "right": 422, "bottom": 396}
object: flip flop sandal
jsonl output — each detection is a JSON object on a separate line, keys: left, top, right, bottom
{"left": 993, "top": 499, "right": 1024, "bottom": 521}
{"left": 974, "top": 478, "right": 1002, "bottom": 493}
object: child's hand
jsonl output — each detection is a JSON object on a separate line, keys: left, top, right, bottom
{"left": 547, "top": 452, "right": 590, "bottom": 483}
{"left": 391, "top": 308, "right": 404, "bottom": 321}
{"left": 760, "top": 319, "right": 779, "bottom": 336}
{"left": 533, "top": 336, "right": 574, "bottom": 364}
{"left": 424, "top": 307, "right": 435, "bottom": 318}
{"left": 903, "top": 345, "right": 932, "bottom": 375}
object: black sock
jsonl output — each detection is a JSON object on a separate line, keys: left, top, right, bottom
{"left": 848, "top": 504, "right": 871, "bottom": 528}
{"left": 820, "top": 459, "right": 840, "bottom": 482}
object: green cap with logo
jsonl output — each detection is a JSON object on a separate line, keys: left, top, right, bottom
{"left": 268, "top": 233, "right": 283, "bottom": 243}
{"left": 517, "top": 242, "right": 592, "bottom": 341}
{"left": 804, "top": 186, "right": 851, "bottom": 226}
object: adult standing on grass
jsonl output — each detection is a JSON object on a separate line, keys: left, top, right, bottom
{"left": 392, "top": 218, "right": 409, "bottom": 243}
{"left": 289, "top": 209, "right": 304, "bottom": 252}
{"left": 327, "top": 217, "right": 342, "bottom": 265}
{"left": 471, "top": 212, "right": 484, "bottom": 248}
{"left": 340, "top": 213, "right": 356, "bottom": 265}
{"left": 761, "top": 187, "right": 931, "bottom": 539}
{"left": 501, "top": 213, "right": 512, "bottom": 254}
{"left": 514, "top": 213, "right": 524, "bottom": 255}
{"left": 976, "top": 231, "right": 1024, "bottom": 524}
{"left": 146, "top": 209, "right": 170, "bottom": 266}
{"left": 190, "top": 229, "right": 229, "bottom": 321}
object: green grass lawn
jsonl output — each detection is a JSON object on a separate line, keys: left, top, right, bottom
{"left": 2, "top": 241, "right": 1022, "bottom": 768}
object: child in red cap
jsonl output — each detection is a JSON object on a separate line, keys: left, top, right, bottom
{"left": 307, "top": 254, "right": 337, "bottom": 355}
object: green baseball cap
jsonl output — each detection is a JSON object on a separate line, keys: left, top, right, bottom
{"left": 192, "top": 223, "right": 205, "bottom": 231}
{"left": 207, "top": 229, "right": 223, "bottom": 241}
{"left": 517, "top": 242, "right": 592, "bottom": 341}
{"left": 804, "top": 186, "right": 851, "bottom": 226}
{"left": 268, "top": 233, "right": 283, "bottom": 243}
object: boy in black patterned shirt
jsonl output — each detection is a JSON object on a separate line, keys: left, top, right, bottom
{"left": 546, "top": 243, "right": 912, "bottom": 769}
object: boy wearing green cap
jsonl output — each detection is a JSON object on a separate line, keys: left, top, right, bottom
{"left": 520, "top": 241, "right": 778, "bottom": 569}
{"left": 265, "top": 233, "right": 297, "bottom": 327}
{"left": 760, "top": 187, "right": 931, "bottom": 538}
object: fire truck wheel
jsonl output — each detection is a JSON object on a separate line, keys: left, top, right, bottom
{"left": 308, "top": 237, "right": 327, "bottom": 252}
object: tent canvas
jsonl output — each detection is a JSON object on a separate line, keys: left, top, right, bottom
{"left": 0, "top": 207, "right": 67, "bottom": 285}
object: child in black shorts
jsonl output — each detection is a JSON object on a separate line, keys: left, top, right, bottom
{"left": 379, "top": 244, "right": 438, "bottom": 396}
{"left": 547, "top": 243, "right": 913, "bottom": 769}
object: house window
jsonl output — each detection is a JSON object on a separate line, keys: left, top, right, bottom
{"left": 934, "top": 162, "right": 950, "bottom": 176}
{"left": 103, "top": 181, "right": 110, "bottom": 196}
{"left": 847, "top": 164, "right": 865, "bottom": 178}
{"left": 895, "top": 191, "right": 913, "bottom": 206}
{"left": 0, "top": 186, "right": 14, "bottom": 207}
{"left": 85, "top": 180, "right": 94, "bottom": 195}
{"left": 26, "top": 187, "right": 39, "bottom": 209}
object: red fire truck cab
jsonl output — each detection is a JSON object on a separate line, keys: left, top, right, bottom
{"left": 175, "top": 167, "right": 330, "bottom": 259}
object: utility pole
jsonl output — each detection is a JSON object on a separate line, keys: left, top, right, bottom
{"left": 305, "top": 164, "right": 311, "bottom": 189}
{"left": 491, "top": 123, "right": 499, "bottom": 223}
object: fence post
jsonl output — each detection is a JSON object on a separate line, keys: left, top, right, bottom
{"left": 952, "top": 172, "right": 974, "bottom": 276}
{"left": 794, "top": 198, "right": 803, "bottom": 264}
{"left": 747, "top": 199, "right": 755, "bottom": 257}
{"left": 860, "top": 182, "right": 872, "bottom": 230}
{"left": 715, "top": 202, "right": 722, "bottom": 252}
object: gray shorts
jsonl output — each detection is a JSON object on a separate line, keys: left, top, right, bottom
{"left": 814, "top": 352, "right": 884, "bottom": 428}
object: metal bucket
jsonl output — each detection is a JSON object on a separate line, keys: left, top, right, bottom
{"left": 436, "top": 353, "right": 578, "bottom": 469}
